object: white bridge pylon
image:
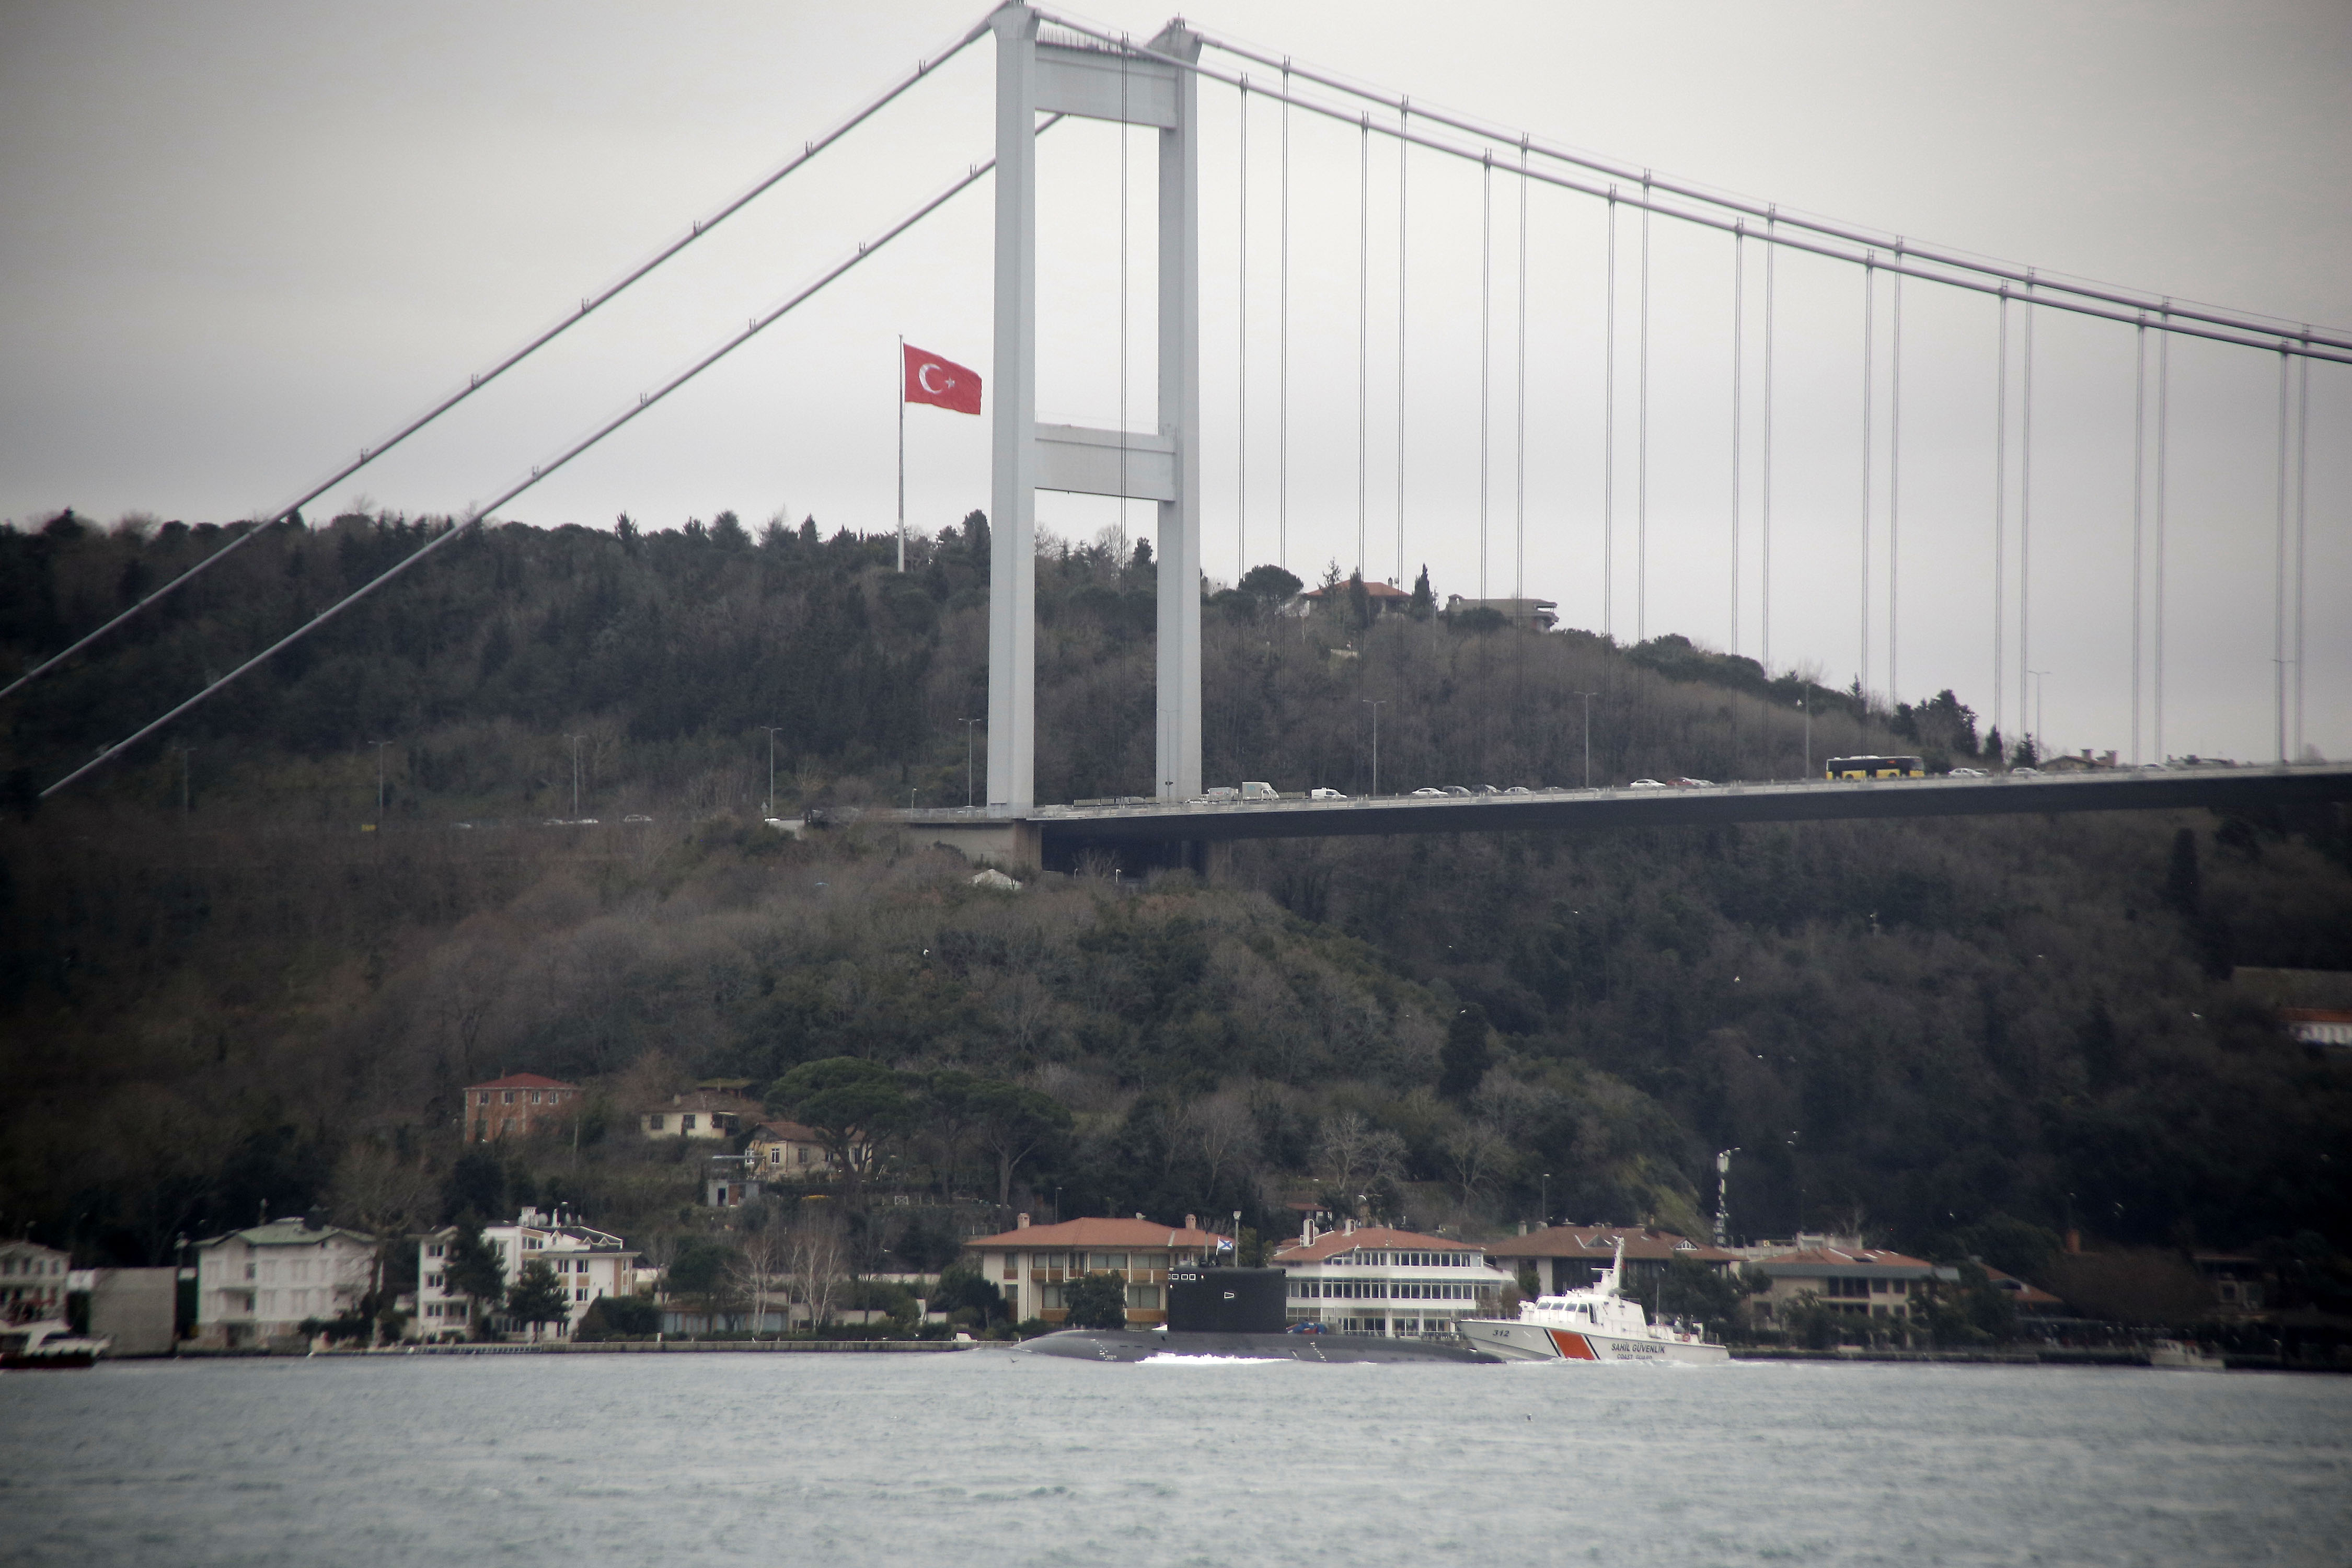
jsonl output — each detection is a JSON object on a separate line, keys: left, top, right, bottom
{"left": 988, "top": 4, "right": 1202, "bottom": 810}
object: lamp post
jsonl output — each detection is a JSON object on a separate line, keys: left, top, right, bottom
{"left": 1577, "top": 693, "right": 1598, "bottom": 788}
{"left": 369, "top": 739, "right": 393, "bottom": 817}
{"left": 762, "top": 726, "right": 783, "bottom": 816}
{"left": 1540, "top": 1172, "right": 1550, "bottom": 1228}
{"left": 1362, "top": 699, "right": 1385, "bottom": 797}
{"left": 962, "top": 718, "right": 981, "bottom": 808}
{"left": 564, "top": 734, "right": 584, "bottom": 816}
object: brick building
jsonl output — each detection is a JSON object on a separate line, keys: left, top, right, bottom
{"left": 464, "top": 1073, "right": 584, "bottom": 1142}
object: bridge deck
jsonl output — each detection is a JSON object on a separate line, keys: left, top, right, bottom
{"left": 855, "top": 763, "right": 2352, "bottom": 847}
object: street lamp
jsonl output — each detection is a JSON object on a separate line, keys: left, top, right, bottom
{"left": 564, "top": 734, "right": 584, "bottom": 816}
{"left": 1577, "top": 693, "right": 1598, "bottom": 788}
{"left": 369, "top": 739, "right": 393, "bottom": 817}
{"left": 1362, "top": 699, "right": 1385, "bottom": 797}
{"left": 962, "top": 718, "right": 981, "bottom": 808}
{"left": 762, "top": 726, "right": 783, "bottom": 816}
{"left": 1540, "top": 1172, "right": 1550, "bottom": 1228}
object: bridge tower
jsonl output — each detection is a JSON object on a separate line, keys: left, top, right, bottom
{"left": 988, "top": 3, "right": 1202, "bottom": 810}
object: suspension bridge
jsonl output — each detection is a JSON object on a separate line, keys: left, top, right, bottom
{"left": 9, "top": 3, "right": 2346, "bottom": 851}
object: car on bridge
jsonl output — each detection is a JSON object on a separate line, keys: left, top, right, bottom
{"left": 1411, "top": 787, "right": 1445, "bottom": 797}
{"left": 1309, "top": 787, "right": 1348, "bottom": 800}
{"left": 1628, "top": 779, "right": 1666, "bottom": 789}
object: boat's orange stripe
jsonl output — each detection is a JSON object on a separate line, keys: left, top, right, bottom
{"left": 1546, "top": 1328, "right": 1598, "bottom": 1361}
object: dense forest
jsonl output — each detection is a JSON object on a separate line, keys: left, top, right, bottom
{"left": 3, "top": 508, "right": 2349, "bottom": 1313}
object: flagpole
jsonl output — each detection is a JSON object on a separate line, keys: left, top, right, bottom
{"left": 896, "top": 336, "right": 906, "bottom": 572}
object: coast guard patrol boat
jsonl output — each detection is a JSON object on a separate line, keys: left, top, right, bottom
{"left": 1458, "top": 1239, "right": 1730, "bottom": 1363}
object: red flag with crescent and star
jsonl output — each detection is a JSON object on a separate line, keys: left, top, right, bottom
{"left": 903, "top": 344, "right": 982, "bottom": 414}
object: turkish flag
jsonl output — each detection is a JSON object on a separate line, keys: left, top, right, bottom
{"left": 903, "top": 344, "right": 982, "bottom": 414}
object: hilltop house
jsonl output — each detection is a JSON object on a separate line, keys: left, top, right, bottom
{"left": 192, "top": 1219, "right": 377, "bottom": 1348}
{"left": 1482, "top": 1225, "right": 1740, "bottom": 1296}
{"left": 745, "top": 1120, "right": 836, "bottom": 1179}
{"left": 641, "top": 1090, "right": 763, "bottom": 1140}
{"left": 1272, "top": 1222, "right": 1513, "bottom": 1339}
{"left": 961, "top": 1215, "right": 1222, "bottom": 1326}
{"left": 416, "top": 1207, "right": 638, "bottom": 1341}
{"left": 464, "top": 1073, "right": 584, "bottom": 1142}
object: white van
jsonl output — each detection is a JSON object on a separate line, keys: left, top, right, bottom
{"left": 1239, "top": 781, "right": 1277, "bottom": 800}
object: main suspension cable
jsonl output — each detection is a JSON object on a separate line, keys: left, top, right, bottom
{"left": 1175, "top": 25, "right": 2352, "bottom": 354}
{"left": 1357, "top": 114, "right": 1370, "bottom": 579}
{"left": 1994, "top": 292, "right": 2009, "bottom": 738}
{"left": 1279, "top": 62, "right": 1292, "bottom": 572}
{"left": 2275, "top": 350, "right": 2290, "bottom": 763}
{"left": 2020, "top": 280, "right": 2036, "bottom": 739}
{"left": 44, "top": 124, "right": 1049, "bottom": 799}
{"left": 1037, "top": 14, "right": 2352, "bottom": 367}
{"left": 0, "top": 17, "right": 991, "bottom": 707}
{"left": 1761, "top": 210, "right": 1775, "bottom": 672}
{"left": 2295, "top": 348, "right": 2310, "bottom": 756}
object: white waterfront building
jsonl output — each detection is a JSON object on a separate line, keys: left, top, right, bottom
{"left": 1271, "top": 1223, "right": 1512, "bottom": 1338}
{"left": 416, "top": 1207, "right": 638, "bottom": 1341}
{"left": 192, "top": 1219, "right": 377, "bottom": 1348}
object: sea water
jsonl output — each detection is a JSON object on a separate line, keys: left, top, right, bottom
{"left": 3, "top": 1352, "right": 2347, "bottom": 1565}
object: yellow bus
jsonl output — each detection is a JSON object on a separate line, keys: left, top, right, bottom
{"left": 1824, "top": 754, "right": 1926, "bottom": 780}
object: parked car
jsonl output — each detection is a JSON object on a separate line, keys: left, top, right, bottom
{"left": 1309, "top": 787, "right": 1348, "bottom": 800}
{"left": 1628, "top": 779, "right": 1666, "bottom": 789}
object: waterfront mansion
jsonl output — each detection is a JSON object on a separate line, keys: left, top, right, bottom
{"left": 416, "top": 1207, "right": 639, "bottom": 1341}
{"left": 191, "top": 1218, "right": 377, "bottom": 1348}
{"left": 962, "top": 1214, "right": 1223, "bottom": 1325}
{"left": 1271, "top": 1222, "right": 1514, "bottom": 1338}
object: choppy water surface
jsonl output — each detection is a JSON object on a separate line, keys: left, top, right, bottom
{"left": 4, "top": 1352, "right": 2348, "bottom": 1565}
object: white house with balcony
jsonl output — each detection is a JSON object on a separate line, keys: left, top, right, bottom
{"left": 192, "top": 1219, "right": 377, "bottom": 1348}
{"left": 1271, "top": 1222, "right": 1512, "bottom": 1338}
{"left": 414, "top": 1207, "right": 638, "bottom": 1341}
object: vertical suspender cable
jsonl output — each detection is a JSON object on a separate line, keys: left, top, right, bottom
{"left": 2020, "top": 278, "right": 2036, "bottom": 742}
{"left": 1358, "top": 116, "right": 1370, "bottom": 578}
{"left": 1480, "top": 152, "right": 1493, "bottom": 602}
{"left": 1889, "top": 255, "right": 1903, "bottom": 704}
{"left": 2295, "top": 343, "right": 2310, "bottom": 756}
{"left": 1119, "top": 44, "right": 1132, "bottom": 562}
{"left": 2154, "top": 309, "right": 2170, "bottom": 761}
{"left": 1637, "top": 176, "right": 1652, "bottom": 643}
{"left": 1237, "top": 79, "right": 1248, "bottom": 578}
{"left": 1731, "top": 228, "right": 1743, "bottom": 658}
{"left": 1516, "top": 139, "right": 1529, "bottom": 603}
{"left": 2275, "top": 349, "right": 2290, "bottom": 763}
{"left": 1761, "top": 208, "right": 1775, "bottom": 671}
{"left": 2131, "top": 321, "right": 2147, "bottom": 764}
{"left": 1279, "top": 64, "right": 1291, "bottom": 571}
{"left": 1861, "top": 258, "right": 1874, "bottom": 698}
{"left": 1604, "top": 190, "right": 1618, "bottom": 640}
{"left": 1994, "top": 292, "right": 2008, "bottom": 739}
{"left": 1396, "top": 102, "right": 1410, "bottom": 585}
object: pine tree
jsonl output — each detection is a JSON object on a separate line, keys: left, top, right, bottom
{"left": 1409, "top": 564, "right": 1435, "bottom": 621}
{"left": 504, "top": 1260, "right": 571, "bottom": 1340}
{"left": 1439, "top": 1004, "right": 1493, "bottom": 1102}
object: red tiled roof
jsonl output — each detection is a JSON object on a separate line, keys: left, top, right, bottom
{"left": 1481, "top": 1225, "right": 1738, "bottom": 1263}
{"left": 748, "top": 1120, "right": 823, "bottom": 1143}
{"left": 467, "top": 1073, "right": 580, "bottom": 1091}
{"left": 964, "top": 1217, "right": 1223, "bottom": 1250}
{"left": 1983, "top": 1265, "right": 2066, "bottom": 1307}
{"left": 1300, "top": 580, "right": 1412, "bottom": 601}
{"left": 1760, "top": 1246, "right": 1937, "bottom": 1271}
{"left": 1272, "top": 1226, "right": 1482, "bottom": 1263}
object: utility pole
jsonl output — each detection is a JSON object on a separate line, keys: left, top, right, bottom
{"left": 962, "top": 718, "right": 980, "bottom": 808}
{"left": 1540, "top": 1172, "right": 1550, "bottom": 1228}
{"left": 565, "top": 734, "right": 584, "bottom": 816}
{"left": 1578, "top": 693, "right": 1598, "bottom": 788}
{"left": 369, "top": 739, "right": 393, "bottom": 817}
{"left": 1362, "top": 699, "right": 1383, "bottom": 797}
{"left": 762, "top": 726, "right": 783, "bottom": 817}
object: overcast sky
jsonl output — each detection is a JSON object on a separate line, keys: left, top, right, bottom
{"left": 3, "top": 1, "right": 2344, "bottom": 763}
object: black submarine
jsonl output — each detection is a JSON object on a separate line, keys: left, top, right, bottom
{"left": 1015, "top": 1266, "right": 1500, "bottom": 1364}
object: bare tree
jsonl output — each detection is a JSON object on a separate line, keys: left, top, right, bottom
{"left": 1193, "top": 1094, "right": 1258, "bottom": 1196}
{"left": 736, "top": 1224, "right": 790, "bottom": 1336}
{"left": 785, "top": 1217, "right": 846, "bottom": 1331}
{"left": 1440, "top": 1125, "right": 1511, "bottom": 1207}
{"left": 1317, "top": 1111, "right": 1375, "bottom": 1189}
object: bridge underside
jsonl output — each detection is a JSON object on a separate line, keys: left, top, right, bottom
{"left": 862, "top": 764, "right": 2352, "bottom": 875}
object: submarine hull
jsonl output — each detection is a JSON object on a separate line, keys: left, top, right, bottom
{"left": 1016, "top": 1329, "right": 1500, "bottom": 1365}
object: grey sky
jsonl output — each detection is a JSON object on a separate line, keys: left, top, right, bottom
{"left": 3, "top": 1, "right": 2344, "bottom": 763}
